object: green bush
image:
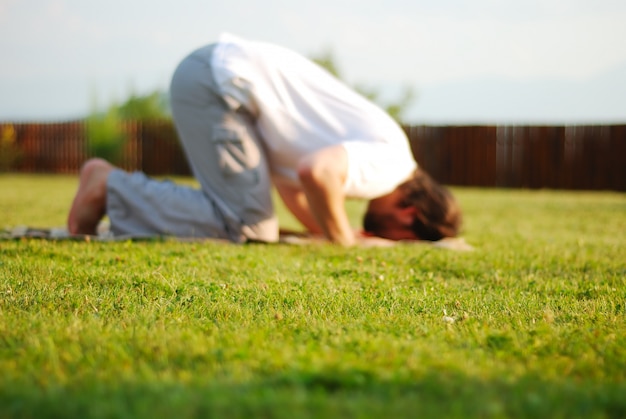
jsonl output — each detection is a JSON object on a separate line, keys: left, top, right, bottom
{"left": 0, "top": 124, "right": 23, "bottom": 172}
{"left": 85, "top": 108, "right": 127, "bottom": 164}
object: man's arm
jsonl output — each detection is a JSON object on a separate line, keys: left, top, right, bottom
{"left": 275, "top": 182, "right": 323, "bottom": 235}
{"left": 296, "top": 145, "right": 355, "bottom": 246}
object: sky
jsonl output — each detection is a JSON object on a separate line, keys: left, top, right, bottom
{"left": 1, "top": 0, "right": 626, "bottom": 124}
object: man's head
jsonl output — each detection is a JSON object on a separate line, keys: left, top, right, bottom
{"left": 362, "top": 168, "right": 462, "bottom": 241}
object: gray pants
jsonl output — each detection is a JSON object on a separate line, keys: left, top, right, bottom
{"left": 107, "top": 45, "right": 278, "bottom": 242}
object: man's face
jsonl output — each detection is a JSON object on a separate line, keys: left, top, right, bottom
{"left": 362, "top": 189, "right": 419, "bottom": 241}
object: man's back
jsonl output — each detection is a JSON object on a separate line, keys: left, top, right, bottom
{"left": 210, "top": 33, "right": 415, "bottom": 198}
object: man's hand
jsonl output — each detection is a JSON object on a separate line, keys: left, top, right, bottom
{"left": 279, "top": 229, "right": 400, "bottom": 247}
{"left": 354, "top": 230, "right": 398, "bottom": 247}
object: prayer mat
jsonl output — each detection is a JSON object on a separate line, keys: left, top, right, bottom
{"left": 2, "top": 225, "right": 474, "bottom": 251}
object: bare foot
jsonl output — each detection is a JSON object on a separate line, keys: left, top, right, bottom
{"left": 67, "top": 158, "right": 115, "bottom": 235}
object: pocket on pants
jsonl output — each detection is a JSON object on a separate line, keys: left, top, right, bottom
{"left": 212, "top": 126, "right": 261, "bottom": 186}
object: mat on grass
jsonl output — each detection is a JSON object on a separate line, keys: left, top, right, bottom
{"left": 1, "top": 225, "right": 474, "bottom": 251}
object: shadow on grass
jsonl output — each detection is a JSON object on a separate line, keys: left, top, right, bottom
{"left": 1, "top": 369, "right": 625, "bottom": 419}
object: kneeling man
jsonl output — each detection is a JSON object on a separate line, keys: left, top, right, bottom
{"left": 68, "top": 33, "right": 462, "bottom": 246}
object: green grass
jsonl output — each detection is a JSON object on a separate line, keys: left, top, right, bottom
{"left": 1, "top": 174, "right": 625, "bottom": 418}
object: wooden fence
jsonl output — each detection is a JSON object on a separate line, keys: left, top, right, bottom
{"left": 406, "top": 125, "right": 626, "bottom": 190}
{"left": 1, "top": 121, "right": 625, "bottom": 191}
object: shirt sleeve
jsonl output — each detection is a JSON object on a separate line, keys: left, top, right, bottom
{"left": 341, "top": 141, "right": 417, "bottom": 199}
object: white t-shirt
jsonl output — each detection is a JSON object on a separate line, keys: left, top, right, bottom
{"left": 211, "top": 33, "right": 416, "bottom": 199}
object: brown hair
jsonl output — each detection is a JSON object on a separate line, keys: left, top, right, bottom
{"left": 398, "top": 168, "right": 462, "bottom": 241}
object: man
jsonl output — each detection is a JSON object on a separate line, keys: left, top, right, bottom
{"left": 68, "top": 33, "right": 461, "bottom": 246}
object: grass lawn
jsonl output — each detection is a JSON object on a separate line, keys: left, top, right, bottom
{"left": 1, "top": 174, "right": 625, "bottom": 418}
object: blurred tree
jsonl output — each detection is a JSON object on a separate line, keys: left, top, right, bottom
{"left": 117, "top": 90, "right": 171, "bottom": 121}
{"left": 310, "top": 50, "right": 416, "bottom": 124}
{"left": 0, "top": 124, "right": 22, "bottom": 171}
{"left": 310, "top": 50, "right": 342, "bottom": 79}
{"left": 85, "top": 89, "right": 171, "bottom": 163}
{"left": 85, "top": 106, "right": 126, "bottom": 164}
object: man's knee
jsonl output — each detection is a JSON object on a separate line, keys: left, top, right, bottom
{"left": 239, "top": 216, "right": 280, "bottom": 243}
